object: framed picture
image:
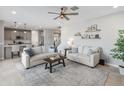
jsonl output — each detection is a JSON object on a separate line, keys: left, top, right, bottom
{"left": 95, "top": 34, "right": 100, "bottom": 38}
{"left": 91, "top": 24, "right": 97, "bottom": 31}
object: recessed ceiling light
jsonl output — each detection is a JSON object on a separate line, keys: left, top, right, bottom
{"left": 113, "top": 6, "right": 118, "bottom": 8}
{"left": 11, "top": 11, "right": 16, "bottom": 14}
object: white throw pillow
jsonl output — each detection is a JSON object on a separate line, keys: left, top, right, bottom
{"left": 90, "top": 47, "right": 99, "bottom": 53}
{"left": 87, "top": 49, "right": 96, "bottom": 56}
{"left": 83, "top": 47, "right": 90, "bottom": 55}
{"left": 78, "top": 46, "right": 83, "bottom": 53}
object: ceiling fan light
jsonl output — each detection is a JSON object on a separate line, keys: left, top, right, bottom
{"left": 113, "top": 6, "right": 118, "bottom": 8}
{"left": 60, "top": 15, "right": 64, "bottom": 19}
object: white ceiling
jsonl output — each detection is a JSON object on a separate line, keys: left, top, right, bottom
{"left": 0, "top": 6, "right": 124, "bottom": 30}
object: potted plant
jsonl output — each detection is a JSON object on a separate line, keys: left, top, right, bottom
{"left": 111, "top": 29, "right": 124, "bottom": 75}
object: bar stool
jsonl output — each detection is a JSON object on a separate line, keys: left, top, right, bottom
{"left": 11, "top": 45, "right": 20, "bottom": 58}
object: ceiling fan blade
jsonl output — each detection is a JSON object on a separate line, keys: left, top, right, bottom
{"left": 64, "top": 13, "right": 79, "bottom": 15}
{"left": 54, "top": 16, "right": 61, "bottom": 20}
{"left": 48, "top": 12, "right": 60, "bottom": 15}
{"left": 64, "top": 15, "right": 70, "bottom": 20}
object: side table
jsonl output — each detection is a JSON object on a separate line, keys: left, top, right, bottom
{"left": 64, "top": 48, "right": 72, "bottom": 57}
{"left": 99, "top": 59, "right": 105, "bottom": 65}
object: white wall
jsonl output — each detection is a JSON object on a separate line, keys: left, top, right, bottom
{"left": 60, "top": 11, "right": 124, "bottom": 65}
{"left": 44, "top": 29, "right": 54, "bottom": 52}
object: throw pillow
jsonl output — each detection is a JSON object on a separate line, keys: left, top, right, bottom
{"left": 78, "top": 46, "right": 83, "bottom": 53}
{"left": 83, "top": 47, "right": 90, "bottom": 55}
{"left": 71, "top": 48, "right": 78, "bottom": 53}
{"left": 25, "top": 48, "right": 34, "bottom": 57}
{"left": 87, "top": 49, "right": 95, "bottom": 56}
{"left": 90, "top": 47, "right": 99, "bottom": 53}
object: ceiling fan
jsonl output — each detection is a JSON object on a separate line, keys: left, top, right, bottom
{"left": 48, "top": 7, "right": 79, "bottom": 20}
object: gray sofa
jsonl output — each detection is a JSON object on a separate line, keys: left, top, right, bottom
{"left": 21, "top": 46, "right": 57, "bottom": 69}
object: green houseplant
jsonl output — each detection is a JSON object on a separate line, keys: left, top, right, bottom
{"left": 111, "top": 29, "right": 124, "bottom": 75}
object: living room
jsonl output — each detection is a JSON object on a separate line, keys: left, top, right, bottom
{"left": 0, "top": 5, "right": 124, "bottom": 87}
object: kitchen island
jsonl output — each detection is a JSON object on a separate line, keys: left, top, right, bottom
{"left": 4, "top": 43, "right": 32, "bottom": 59}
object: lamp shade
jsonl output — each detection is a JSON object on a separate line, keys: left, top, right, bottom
{"left": 67, "top": 38, "right": 74, "bottom": 48}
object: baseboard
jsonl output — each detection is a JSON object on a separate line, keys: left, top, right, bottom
{"left": 106, "top": 63, "right": 119, "bottom": 68}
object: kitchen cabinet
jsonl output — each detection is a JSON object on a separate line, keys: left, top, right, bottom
{"left": 11, "top": 31, "right": 17, "bottom": 40}
{"left": 26, "top": 31, "right": 31, "bottom": 40}
{"left": 5, "top": 31, "right": 11, "bottom": 40}
{"left": 5, "top": 30, "right": 31, "bottom": 40}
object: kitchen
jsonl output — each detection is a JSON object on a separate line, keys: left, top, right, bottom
{"left": 4, "top": 27, "right": 32, "bottom": 59}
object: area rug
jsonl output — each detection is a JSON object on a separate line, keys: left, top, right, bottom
{"left": 15, "top": 59, "right": 110, "bottom": 86}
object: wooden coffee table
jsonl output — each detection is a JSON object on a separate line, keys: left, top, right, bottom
{"left": 43, "top": 54, "right": 66, "bottom": 73}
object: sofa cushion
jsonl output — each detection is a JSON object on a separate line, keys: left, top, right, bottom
{"left": 67, "top": 53, "right": 90, "bottom": 62}
{"left": 78, "top": 54, "right": 90, "bottom": 62}
{"left": 32, "top": 46, "right": 43, "bottom": 55}
{"left": 68, "top": 53, "right": 79, "bottom": 58}
{"left": 30, "top": 53, "right": 57, "bottom": 62}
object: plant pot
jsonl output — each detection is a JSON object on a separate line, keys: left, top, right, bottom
{"left": 119, "top": 65, "right": 124, "bottom": 75}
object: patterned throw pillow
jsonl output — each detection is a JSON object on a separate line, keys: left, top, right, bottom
{"left": 25, "top": 48, "right": 34, "bottom": 57}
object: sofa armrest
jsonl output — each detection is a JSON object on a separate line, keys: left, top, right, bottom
{"left": 90, "top": 53, "right": 100, "bottom": 67}
{"left": 21, "top": 52, "right": 30, "bottom": 69}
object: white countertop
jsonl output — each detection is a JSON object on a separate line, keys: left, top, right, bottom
{"left": 4, "top": 43, "right": 31, "bottom": 48}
